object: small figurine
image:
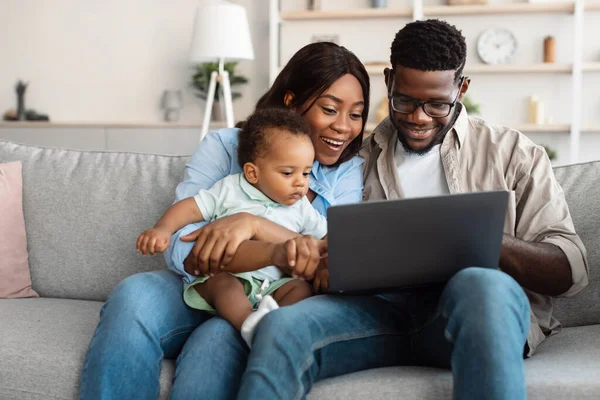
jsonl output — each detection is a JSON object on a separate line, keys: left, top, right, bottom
{"left": 15, "top": 80, "right": 29, "bottom": 121}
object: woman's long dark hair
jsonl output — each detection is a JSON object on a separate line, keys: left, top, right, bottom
{"left": 254, "top": 42, "right": 370, "bottom": 167}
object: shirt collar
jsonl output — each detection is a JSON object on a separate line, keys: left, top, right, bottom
{"left": 451, "top": 103, "right": 469, "bottom": 148}
{"left": 238, "top": 174, "right": 281, "bottom": 207}
{"left": 371, "top": 103, "right": 470, "bottom": 151}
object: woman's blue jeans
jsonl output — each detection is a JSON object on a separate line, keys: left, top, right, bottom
{"left": 79, "top": 267, "right": 530, "bottom": 400}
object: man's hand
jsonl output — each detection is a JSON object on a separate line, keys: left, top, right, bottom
{"left": 271, "top": 235, "right": 328, "bottom": 281}
{"left": 137, "top": 228, "right": 171, "bottom": 256}
{"left": 181, "top": 213, "right": 258, "bottom": 276}
{"left": 312, "top": 257, "right": 329, "bottom": 294}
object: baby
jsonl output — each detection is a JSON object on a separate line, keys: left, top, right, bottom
{"left": 137, "top": 108, "right": 327, "bottom": 347}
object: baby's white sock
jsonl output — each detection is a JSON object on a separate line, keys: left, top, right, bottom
{"left": 241, "top": 295, "right": 279, "bottom": 348}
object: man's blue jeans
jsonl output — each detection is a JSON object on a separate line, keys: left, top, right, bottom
{"left": 237, "top": 267, "right": 530, "bottom": 400}
{"left": 79, "top": 267, "right": 530, "bottom": 400}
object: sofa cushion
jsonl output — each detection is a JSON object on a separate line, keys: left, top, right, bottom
{"left": 0, "top": 140, "right": 188, "bottom": 301}
{"left": 0, "top": 298, "right": 173, "bottom": 400}
{"left": 307, "top": 324, "right": 600, "bottom": 399}
{"left": 552, "top": 161, "right": 600, "bottom": 327}
{"left": 0, "top": 161, "right": 38, "bottom": 299}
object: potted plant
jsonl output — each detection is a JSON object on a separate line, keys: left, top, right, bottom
{"left": 191, "top": 62, "right": 249, "bottom": 121}
{"left": 461, "top": 94, "right": 481, "bottom": 115}
{"left": 542, "top": 144, "right": 557, "bottom": 162}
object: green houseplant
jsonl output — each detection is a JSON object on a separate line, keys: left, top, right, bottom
{"left": 461, "top": 94, "right": 481, "bottom": 115}
{"left": 191, "top": 62, "right": 249, "bottom": 102}
{"left": 542, "top": 144, "right": 557, "bottom": 161}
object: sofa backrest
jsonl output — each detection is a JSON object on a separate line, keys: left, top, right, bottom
{"left": 552, "top": 161, "right": 600, "bottom": 327}
{"left": 0, "top": 139, "right": 185, "bottom": 301}
{"left": 0, "top": 139, "right": 598, "bottom": 326}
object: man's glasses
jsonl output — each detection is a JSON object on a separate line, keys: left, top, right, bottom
{"left": 388, "top": 76, "right": 465, "bottom": 118}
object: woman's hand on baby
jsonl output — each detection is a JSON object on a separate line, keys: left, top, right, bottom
{"left": 136, "top": 228, "right": 171, "bottom": 256}
{"left": 271, "top": 235, "right": 328, "bottom": 281}
{"left": 180, "top": 213, "right": 258, "bottom": 276}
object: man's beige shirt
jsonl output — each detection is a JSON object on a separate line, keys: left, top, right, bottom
{"left": 360, "top": 106, "right": 588, "bottom": 355}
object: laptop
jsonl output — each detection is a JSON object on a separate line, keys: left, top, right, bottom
{"left": 326, "top": 191, "right": 509, "bottom": 294}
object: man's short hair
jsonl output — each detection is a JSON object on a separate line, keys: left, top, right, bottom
{"left": 237, "top": 108, "right": 311, "bottom": 168}
{"left": 390, "top": 19, "right": 467, "bottom": 82}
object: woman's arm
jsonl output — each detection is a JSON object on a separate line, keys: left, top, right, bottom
{"left": 180, "top": 213, "right": 301, "bottom": 276}
{"left": 165, "top": 130, "right": 235, "bottom": 281}
{"left": 184, "top": 236, "right": 328, "bottom": 280}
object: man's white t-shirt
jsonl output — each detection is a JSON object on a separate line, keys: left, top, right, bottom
{"left": 394, "top": 142, "right": 450, "bottom": 198}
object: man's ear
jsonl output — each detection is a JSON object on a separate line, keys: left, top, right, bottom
{"left": 284, "top": 92, "right": 294, "bottom": 108}
{"left": 459, "top": 77, "right": 471, "bottom": 101}
{"left": 243, "top": 162, "right": 259, "bottom": 184}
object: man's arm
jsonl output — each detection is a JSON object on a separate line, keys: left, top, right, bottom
{"left": 499, "top": 235, "right": 571, "bottom": 296}
{"left": 503, "top": 140, "right": 588, "bottom": 297}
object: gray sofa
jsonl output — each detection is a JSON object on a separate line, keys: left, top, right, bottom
{"left": 1, "top": 138, "right": 598, "bottom": 400}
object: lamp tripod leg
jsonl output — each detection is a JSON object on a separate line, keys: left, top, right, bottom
{"left": 221, "top": 70, "right": 234, "bottom": 128}
{"left": 200, "top": 70, "right": 218, "bottom": 142}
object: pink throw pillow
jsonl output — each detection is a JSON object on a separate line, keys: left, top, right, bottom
{"left": 0, "top": 161, "right": 38, "bottom": 298}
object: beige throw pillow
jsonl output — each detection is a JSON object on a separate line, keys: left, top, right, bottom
{"left": 0, "top": 161, "right": 38, "bottom": 298}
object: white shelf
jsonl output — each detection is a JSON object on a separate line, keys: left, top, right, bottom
{"left": 582, "top": 126, "right": 600, "bottom": 132}
{"left": 466, "top": 63, "right": 572, "bottom": 73}
{"left": 586, "top": 2, "right": 600, "bottom": 12}
{"left": 280, "top": 8, "right": 411, "bottom": 20}
{"left": 583, "top": 62, "right": 600, "bottom": 72}
{"left": 280, "top": 2, "right": 579, "bottom": 20}
{"left": 364, "top": 63, "right": 574, "bottom": 75}
{"left": 0, "top": 121, "right": 228, "bottom": 129}
{"left": 515, "top": 124, "right": 570, "bottom": 132}
{"left": 363, "top": 63, "right": 388, "bottom": 75}
{"left": 425, "top": 2, "right": 575, "bottom": 16}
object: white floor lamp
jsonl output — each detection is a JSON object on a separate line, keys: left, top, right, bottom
{"left": 190, "top": 0, "right": 255, "bottom": 142}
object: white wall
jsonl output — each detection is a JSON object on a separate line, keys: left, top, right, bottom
{"left": 0, "top": 0, "right": 268, "bottom": 123}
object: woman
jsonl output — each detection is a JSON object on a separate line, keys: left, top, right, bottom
{"left": 79, "top": 41, "right": 370, "bottom": 399}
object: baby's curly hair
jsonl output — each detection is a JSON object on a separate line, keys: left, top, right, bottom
{"left": 238, "top": 108, "right": 311, "bottom": 168}
{"left": 390, "top": 19, "right": 467, "bottom": 82}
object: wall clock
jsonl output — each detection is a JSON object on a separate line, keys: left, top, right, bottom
{"left": 477, "top": 28, "right": 518, "bottom": 65}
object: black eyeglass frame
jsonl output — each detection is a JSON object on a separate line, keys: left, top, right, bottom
{"left": 388, "top": 75, "right": 466, "bottom": 118}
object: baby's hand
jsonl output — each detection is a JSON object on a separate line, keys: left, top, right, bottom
{"left": 137, "top": 228, "right": 171, "bottom": 255}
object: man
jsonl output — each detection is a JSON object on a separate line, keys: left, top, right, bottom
{"left": 359, "top": 18, "right": 589, "bottom": 397}
{"left": 238, "top": 19, "right": 588, "bottom": 400}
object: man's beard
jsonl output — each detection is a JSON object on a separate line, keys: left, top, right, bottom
{"left": 394, "top": 104, "right": 462, "bottom": 156}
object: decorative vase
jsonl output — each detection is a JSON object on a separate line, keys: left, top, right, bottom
{"left": 17, "top": 96, "right": 25, "bottom": 121}
{"left": 16, "top": 89, "right": 26, "bottom": 121}
{"left": 371, "top": 0, "right": 387, "bottom": 7}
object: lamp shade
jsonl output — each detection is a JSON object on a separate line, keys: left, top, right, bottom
{"left": 189, "top": 0, "right": 255, "bottom": 63}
